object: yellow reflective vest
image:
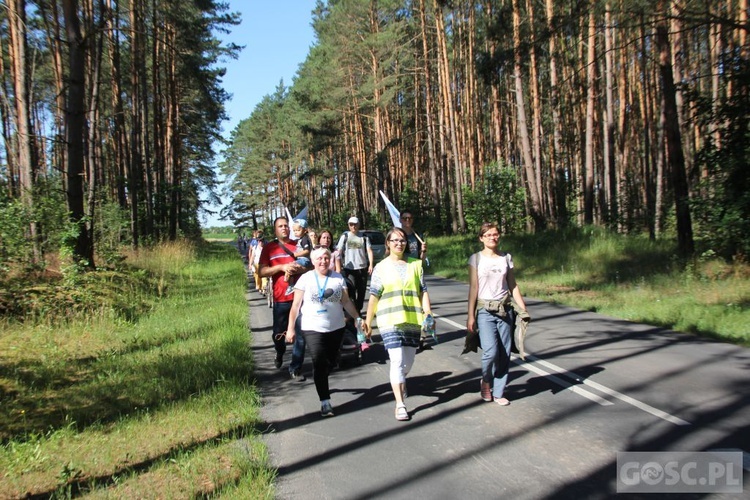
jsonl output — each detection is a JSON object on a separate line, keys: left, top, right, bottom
{"left": 375, "top": 258, "right": 424, "bottom": 328}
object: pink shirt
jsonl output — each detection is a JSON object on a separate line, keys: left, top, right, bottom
{"left": 468, "top": 252, "right": 514, "bottom": 301}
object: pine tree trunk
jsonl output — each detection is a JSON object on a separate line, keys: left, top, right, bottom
{"left": 526, "top": 0, "right": 545, "bottom": 219}
{"left": 418, "top": 0, "right": 441, "bottom": 222}
{"left": 546, "top": 0, "right": 566, "bottom": 227}
{"left": 583, "top": 6, "right": 596, "bottom": 225}
{"left": 433, "top": 1, "right": 466, "bottom": 232}
{"left": 63, "top": 0, "right": 95, "bottom": 267}
{"left": 656, "top": 0, "right": 694, "bottom": 255}
{"left": 8, "top": 0, "right": 39, "bottom": 260}
{"left": 604, "top": 4, "right": 617, "bottom": 227}
{"left": 0, "top": 33, "right": 16, "bottom": 198}
{"left": 512, "top": 0, "right": 544, "bottom": 231}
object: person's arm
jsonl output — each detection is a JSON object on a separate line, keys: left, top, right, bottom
{"left": 285, "top": 288, "right": 304, "bottom": 343}
{"left": 341, "top": 288, "right": 361, "bottom": 322}
{"left": 506, "top": 268, "right": 527, "bottom": 311}
{"left": 366, "top": 239, "right": 374, "bottom": 274}
{"left": 260, "top": 260, "right": 291, "bottom": 278}
{"left": 421, "top": 290, "right": 432, "bottom": 316}
{"left": 335, "top": 235, "right": 345, "bottom": 253}
{"left": 259, "top": 244, "right": 303, "bottom": 278}
{"left": 419, "top": 267, "right": 432, "bottom": 315}
{"left": 364, "top": 294, "right": 378, "bottom": 340}
{"left": 334, "top": 251, "right": 342, "bottom": 273}
{"left": 419, "top": 239, "right": 428, "bottom": 260}
{"left": 467, "top": 258, "right": 478, "bottom": 333}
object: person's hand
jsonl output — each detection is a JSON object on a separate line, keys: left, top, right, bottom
{"left": 420, "top": 241, "right": 428, "bottom": 257}
{"left": 362, "top": 321, "right": 372, "bottom": 340}
{"left": 285, "top": 262, "right": 303, "bottom": 275}
{"left": 285, "top": 328, "right": 295, "bottom": 343}
{"left": 466, "top": 316, "right": 476, "bottom": 334}
{"left": 368, "top": 265, "right": 373, "bottom": 275}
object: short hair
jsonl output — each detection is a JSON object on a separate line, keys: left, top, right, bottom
{"left": 478, "top": 222, "right": 499, "bottom": 238}
{"left": 273, "top": 216, "right": 289, "bottom": 227}
{"left": 310, "top": 246, "right": 331, "bottom": 261}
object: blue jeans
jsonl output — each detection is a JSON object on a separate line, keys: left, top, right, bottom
{"left": 476, "top": 308, "right": 513, "bottom": 398}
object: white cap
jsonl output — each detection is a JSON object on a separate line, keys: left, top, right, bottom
{"left": 348, "top": 216, "right": 359, "bottom": 224}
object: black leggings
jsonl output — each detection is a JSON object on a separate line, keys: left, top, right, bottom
{"left": 343, "top": 268, "right": 368, "bottom": 312}
{"left": 302, "top": 328, "right": 345, "bottom": 401}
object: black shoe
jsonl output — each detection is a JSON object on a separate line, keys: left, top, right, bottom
{"left": 274, "top": 355, "right": 282, "bottom": 369}
{"left": 290, "top": 369, "right": 305, "bottom": 381}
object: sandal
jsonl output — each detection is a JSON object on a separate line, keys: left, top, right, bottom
{"left": 494, "top": 397, "right": 510, "bottom": 406}
{"left": 480, "top": 381, "right": 492, "bottom": 402}
{"left": 395, "top": 405, "right": 409, "bottom": 421}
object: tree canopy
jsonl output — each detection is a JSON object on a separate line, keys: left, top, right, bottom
{"left": 222, "top": 0, "right": 749, "bottom": 258}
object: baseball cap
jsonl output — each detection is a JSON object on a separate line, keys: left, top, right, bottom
{"left": 348, "top": 217, "right": 359, "bottom": 224}
{"left": 294, "top": 218, "right": 308, "bottom": 228}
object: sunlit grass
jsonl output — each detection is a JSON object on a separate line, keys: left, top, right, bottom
{"left": 429, "top": 227, "right": 750, "bottom": 345}
{"left": 0, "top": 241, "right": 274, "bottom": 498}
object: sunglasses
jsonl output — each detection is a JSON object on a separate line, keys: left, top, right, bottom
{"left": 389, "top": 239, "right": 407, "bottom": 244}
{"left": 400, "top": 216, "right": 413, "bottom": 220}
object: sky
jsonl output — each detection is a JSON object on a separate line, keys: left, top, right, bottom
{"left": 201, "top": 1, "right": 317, "bottom": 228}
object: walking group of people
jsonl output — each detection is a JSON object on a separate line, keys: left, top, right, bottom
{"left": 253, "top": 213, "right": 528, "bottom": 421}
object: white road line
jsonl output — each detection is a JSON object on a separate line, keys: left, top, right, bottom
{"left": 435, "top": 315, "right": 691, "bottom": 426}
{"left": 512, "top": 357, "right": 614, "bottom": 406}
{"left": 528, "top": 355, "right": 691, "bottom": 426}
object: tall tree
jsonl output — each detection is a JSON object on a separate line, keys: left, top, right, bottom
{"left": 656, "top": 0, "right": 693, "bottom": 254}
{"left": 63, "top": 0, "right": 95, "bottom": 266}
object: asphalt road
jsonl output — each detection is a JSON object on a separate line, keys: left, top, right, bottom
{"left": 247, "top": 273, "right": 750, "bottom": 499}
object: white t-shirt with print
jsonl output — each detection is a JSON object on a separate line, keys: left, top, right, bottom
{"left": 468, "top": 252, "right": 514, "bottom": 301}
{"left": 294, "top": 270, "right": 348, "bottom": 332}
{"left": 336, "top": 232, "right": 371, "bottom": 270}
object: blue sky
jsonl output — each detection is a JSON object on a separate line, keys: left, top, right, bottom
{"left": 202, "top": 1, "right": 316, "bottom": 227}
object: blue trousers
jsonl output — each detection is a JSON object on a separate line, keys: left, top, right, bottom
{"left": 476, "top": 308, "right": 513, "bottom": 398}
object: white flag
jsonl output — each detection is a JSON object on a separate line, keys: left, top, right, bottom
{"left": 379, "top": 190, "right": 401, "bottom": 228}
{"left": 284, "top": 207, "right": 298, "bottom": 240}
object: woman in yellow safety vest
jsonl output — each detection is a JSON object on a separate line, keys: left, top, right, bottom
{"left": 364, "top": 227, "right": 432, "bottom": 421}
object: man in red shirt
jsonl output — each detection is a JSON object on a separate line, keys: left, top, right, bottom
{"left": 259, "top": 216, "right": 310, "bottom": 372}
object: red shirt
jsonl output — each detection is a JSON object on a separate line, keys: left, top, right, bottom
{"left": 259, "top": 239, "right": 297, "bottom": 303}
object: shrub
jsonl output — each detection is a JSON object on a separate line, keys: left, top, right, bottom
{"left": 462, "top": 163, "right": 527, "bottom": 235}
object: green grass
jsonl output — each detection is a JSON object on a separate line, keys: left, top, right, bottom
{"left": 0, "top": 241, "right": 275, "bottom": 498}
{"left": 3, "top": 229, "right": 748, "bottom": 497}
{"left": 428, "top": 226, "right": 750, "bottom": 345}
{"left": 203, "top": 233, "right": 236, "bottom": 242}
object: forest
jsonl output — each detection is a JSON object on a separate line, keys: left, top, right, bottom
{"left": 1, "top": 0, "right": 749, "bottom": 275}
{"left": 1, "top": 0, "right": 239, "bottom": 271}
{"left": 222, "top": 0, "right": 749, "bottom": 259}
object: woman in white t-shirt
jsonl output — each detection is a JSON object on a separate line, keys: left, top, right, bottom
{"left": 286, "top": 246, "right": 362, "bottom": 417}
{"left": 467, "top": 222, "right": 528, "bottom": 406}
